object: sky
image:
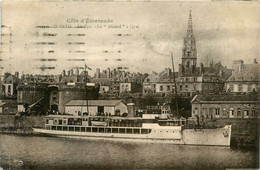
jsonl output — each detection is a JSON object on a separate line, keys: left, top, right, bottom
{"left": 1, "top": 1, "right": 260, "bottom": 76}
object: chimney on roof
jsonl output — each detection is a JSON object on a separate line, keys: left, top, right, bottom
{"left": 166, "top": 68, "right": 171, "bottom": 76}
{"left": 15, "top": 72, "right": 19, "bottom": 78}
{"left": 107, "top": 68, "right": 110, "bottom": 78}
{"left": 71, "top": 69, "right": 74, "bottom": 76}
{"left": 253, "top": 58, "right": 257, "bottom": 64}
{"left": 200, "top": 63, "right": 204, "bottom": 74}
{"left": 232, "top": 60, "right": 244, "bottom": 72}
{"left": 67, "top": 70, "right": 71, "bottom": 77}
{"left": 62, "top": 70, "right": 66, "bottom": 77}
{"left": 96, "top": 68, "right": 100, "bottom": 78}
{"left": 122, "top": 71, "right": 125, "bottom": 81}
{"left": 75, "top": 69, "right": 79, "bottom": 75}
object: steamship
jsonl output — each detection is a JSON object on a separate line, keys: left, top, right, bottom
{"left": 33, "top": 114, "right": 231, "bottom": 146}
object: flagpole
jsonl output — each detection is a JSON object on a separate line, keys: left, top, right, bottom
{"left": 85, "top": 64, "right": 89, "bottom": 115}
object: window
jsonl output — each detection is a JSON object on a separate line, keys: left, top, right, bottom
{"left": 244, "top": 110, "right": 249, "bottom": 117}
{"left": 229, "top": 85, "right": 234, "bottom": 92}
{"left": 185, "top": 78, "right": 189, "bottom": 82}
{"left": 248, "top": 85, "right": 252, "bottom": 92}
{"left": 8, "top": 85, "right": 11, "bottom": 94}
{"left": 185, "top": 85, "right": 188, "bottom": 91}
{"left": 78, "top": 111, "right": 82, "bottom": 116}
{"left": 229, "top": 108, "right": 234, "bottom": 117}
{"left": 160, "top": 86, "right": 163, "bottom": 91}
{"left": 53, "top": 97, "right": 57, "bottom": 101}
{"left": 180, "top": 85, "right": 183, "bottom": 91}
{"left": 222, "top": 108, "right": 226, "bottom": 116}
{"left": 193, "top": 85, "right": 197, "bottom": 91}
{"left": 252, "top": 110, "right": 255, "bottom": 116}
{"left": 238, "top": 85, "right": 243, "bottom": 92}
{"left": 202, "top": 108, "right": 208, "bottom": 118}
{"left": 215, "top": 108, "right": 220, "bottom": 116}
{"left": 194, "top": 78, "right": 197, "bottom": 82}
{"left": 194, "top": 108, "right": 198, "bottom": 116}
{"left": 237, "top": 108, "right": 241, "bottom": 117}
{"left": 167, "top": 86, "right": 170, "bottom": 91}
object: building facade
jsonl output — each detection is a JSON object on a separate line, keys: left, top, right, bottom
{"left": 191, "top": 94, "right": 259, "bottom": 119}
{"left": 143, "top": 68, "right": 177, "bottom": 96}
{"left": 177, "top": 10, "right": 232, "bottom": 97}
{"left": 225, "top": 59, "right": 259, "bottom": 93}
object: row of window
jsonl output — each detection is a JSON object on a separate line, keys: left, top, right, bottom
{"left": 180, "top": 84, "right": 196, "bottom": 91}
{"left": 159, "top": 85, "right": 174, "bottom": 92}
{"left": 228, "top": 84, "right": 256, "bottom": 92}
{"left": 195, "top": 108, "right": 256, "bottom": 118}
{"left": 47, "top": 125, "right": 152, "bottom": 134}
{"left": 179, "top": 77, "right": 197, "bottom": 82}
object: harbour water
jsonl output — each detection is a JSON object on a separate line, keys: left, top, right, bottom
{"left": 0, "top": 134, "right": 258, "bottom": 170}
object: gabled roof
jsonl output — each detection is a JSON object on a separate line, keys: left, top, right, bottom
{"left": 3, "top": 75, "right": 19, "bottom": 84}
{"left": 65, "top": 100, "right": 124, "bottom": 106}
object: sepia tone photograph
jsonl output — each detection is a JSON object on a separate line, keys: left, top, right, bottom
{"left": 0, "top": 1, "right": 259, "bottom": 169}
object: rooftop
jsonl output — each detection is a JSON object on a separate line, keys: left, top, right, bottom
{"left": 66, "top": 100, "right": 124, "bottom": 106}
{"left": 191, "top": 93, "right": 259, "bottom": 103}
{"left": 227, "top": 63, "right": 260, "bottom": 82}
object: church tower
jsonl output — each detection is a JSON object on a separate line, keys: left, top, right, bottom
{"left": 182, "top": 9, "right": 197, "bottom": 69}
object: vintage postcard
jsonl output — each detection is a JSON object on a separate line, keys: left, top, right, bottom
{"left": 0, "top": 1, "right": 259, "bottom": 169}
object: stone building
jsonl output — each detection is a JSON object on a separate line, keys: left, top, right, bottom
{"left": 191, "top": 93, "right": 259, "bottom": 119}
{"left": 57, "top": 70, "right": 98, "bottom": 114}
{"left": 177, "top": 10, "right": 231, "bottom": 97}
{"left": 143, "top": 68, "right": 178, "bottom": 96}
{"left": 17, "top": 83, "right": 49, "bottom": 114}
{"left": 225, "top": 59, "right": 259, "bottom": 93}
{"left": 1, "top": 73, "right": 19, "bottom": 97}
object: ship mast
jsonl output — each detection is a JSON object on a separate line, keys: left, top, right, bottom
{"left": 171, "top": 53, "right": 179, "bottom": 117}
{"left": 84, "top": 64, "right": 89, "bottom": 114}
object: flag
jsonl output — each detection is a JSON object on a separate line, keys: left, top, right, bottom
{"left": 85, "top": 64, "right": 92, "bottom": 70}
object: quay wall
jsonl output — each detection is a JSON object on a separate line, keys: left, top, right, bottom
{"left": 209, "top": 118, "right": 259, "bottom": 149}
{"left": 0, "top": 115, "right": 45, "bottom": 134}
{"left": 0, "top": 115, "right": 259, "bottom": 148}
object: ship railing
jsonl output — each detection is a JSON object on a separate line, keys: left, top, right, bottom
{"left": 45, "top": 124, "right": 152, "bottom": 134}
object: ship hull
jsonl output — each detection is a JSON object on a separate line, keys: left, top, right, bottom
{"left": 33, "top": 125, "right": 231, "bottom": 146}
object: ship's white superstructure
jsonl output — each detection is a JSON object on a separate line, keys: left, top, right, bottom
{"left": 33, "top": 115, "right": 231, "bottom": 146}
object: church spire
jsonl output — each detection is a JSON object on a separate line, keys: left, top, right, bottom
{"left": 181, "top": 8, "right": 197, "bottom": 68}
{"left": 187, "top": 9, "right": 193, "bottom": 36}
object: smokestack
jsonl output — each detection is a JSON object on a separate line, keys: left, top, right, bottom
{"left": 67, "top": 70, "right": 71, "bottom": 77}
{"left": 122, "top": 71, "right": 125, "bottom": 81}
{"left": 107, "top": 68, "right": 110, "bottom": 78}
{"left": 96, "top": 68, "right": 100, "bottom": 78}
{"left": 167, "top": 68, "right": 171, "bottom": 76}
{"left": 15, "top": 72, "right": 19, "bottom": 78}
{"left": 127, "top": 103, "right": 135, "bottom": 117}
{"left": 71, "top": 69, "right": 74, "bottom": 76}
{"left": 75, "top": 69, "right": 79, "bottom": 75}
{"left": 200, "top": 63, "right": 204, "bottom": 74}
{"left": 253, "top": 59, "right": 257, "bottom": 64}
{"left": 62, "top": 70, "right": 66, "bottom": 77}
